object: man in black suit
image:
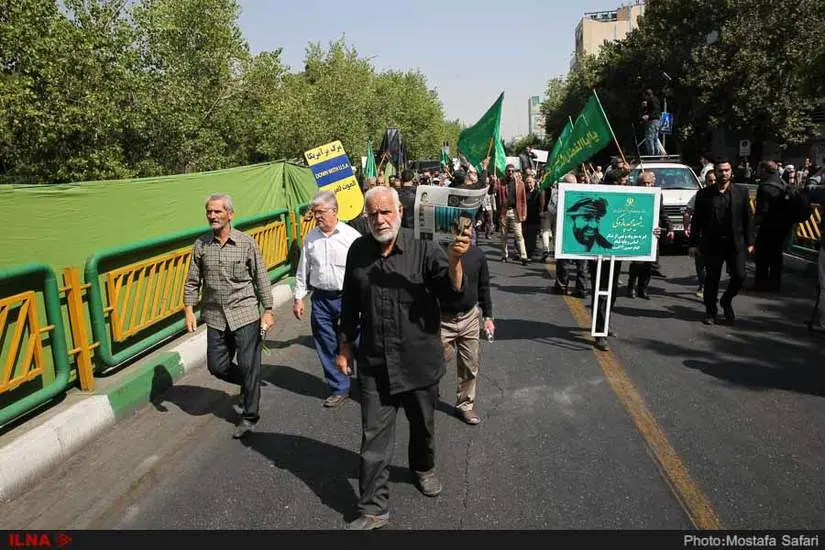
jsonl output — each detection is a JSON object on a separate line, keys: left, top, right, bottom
{"left": 688, "top": 158, "right": 754, "bottom": 325}
{"left": 752, "top": 161, "right": 793, "bottom": 292}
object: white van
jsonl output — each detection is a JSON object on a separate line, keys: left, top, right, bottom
{"left": 628, "top": 160, "right": 703, "bottom": 246}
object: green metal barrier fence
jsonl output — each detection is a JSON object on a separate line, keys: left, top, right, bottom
{"left": 84, "top": 209, "right": 293, "bottom": 372}
{"left": 0, "top": 264, "right": 72, "bottom": 426}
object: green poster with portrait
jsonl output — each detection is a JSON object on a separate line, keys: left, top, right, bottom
{"left": 554, "top": 184, "right": 661, "bottom": 261}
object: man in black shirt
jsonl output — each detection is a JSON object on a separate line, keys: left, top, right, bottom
{"left": 337, "top": 186, "right": 469, "bottom": 530}
{"left": 397, "top": 169, "right": 417, "bottom": 229}
{"left": 689, "top": 159, "right": 754, "bottom": 325}
{"left": 439, "top": 243, "right": 494, "bottom": 426}
{"left": 752, "top": 161, "right": 793, "bottom": 292}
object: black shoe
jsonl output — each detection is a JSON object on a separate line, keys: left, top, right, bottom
{"left": 550, "top": 285, "right": 568, "bottom": 295}
{"left": 652, "top": 267, "right": 665, "bottom": 277}
{"left": 501, "top": 257, "right": 508, "bottom": 263}
{"left": 344, "top": 514, "right": 389, "bottom": 530}
{"left": 627, "top": 287, "right": 636, "bottom": 298}
{"left": 594, "top": 337, "right": 609, "bottom": 351}
{"left": 521, "top": 258, "right": 529, "bottom": 266}
{"left": 637, "top": 290, "right": 650, "bottom": 300}
{"left": 233, "top": 419, "right": 255, "bottom": 439}
{"left": 572, "top": 288, "right": 587, "bottom": 299}
{"left": 720, "top": 299, "right": 735, "bottom": 324}
{"left": 702, "top": 316, "right": 716, "bottom": 325}
{"left": 413, "top": 469, "right": 443, "bottom": 497}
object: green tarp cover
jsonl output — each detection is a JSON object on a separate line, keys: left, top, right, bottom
{"left": 3, "top": 161, "right": 318, "bottom": 272}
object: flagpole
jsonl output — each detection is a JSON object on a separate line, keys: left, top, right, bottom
{"left": 592, "top": 89, "right": 627, "bottom": 167}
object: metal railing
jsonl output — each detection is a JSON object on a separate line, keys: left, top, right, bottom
{"left": 296, "top": 202, "right": 316, "bottom": 240}
{"left": 0, "top": 206, "right": 306, "bottom": 426}
{"left": 84, "top": 209, "right": 292, "bottom": 371}
{"left": 0, "top": 264, "right": 71, "bottom": 426}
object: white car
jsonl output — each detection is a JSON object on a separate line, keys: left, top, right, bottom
{"left": 628, "top": 161, "right": 703, "bottom": 246}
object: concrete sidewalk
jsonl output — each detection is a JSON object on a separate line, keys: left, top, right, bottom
{"left": 0, "top": 279, "right": 296, "bottom": 502}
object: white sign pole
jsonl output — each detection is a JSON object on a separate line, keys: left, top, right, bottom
{"left": 591, "top": 256, "right": 615, "bottom": 337}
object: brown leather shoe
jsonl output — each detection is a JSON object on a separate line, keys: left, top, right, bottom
{"left": 344, "top": 513, "right": 389, "bottom": 530}
{"left": 413, "top": 469, "right": 442, "bottom": 497}
{"left": 323, "top": 394, "right": 348, "bottom": 408}
{"left": 458, "top": 408, "right": 481, "bottom": 425}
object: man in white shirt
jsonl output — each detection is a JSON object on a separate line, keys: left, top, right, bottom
{"left": 698, "top": 153, "right": 714, "bottom": 182}
{"left": 293, "top": 190, "right": 362, "bottom": 407}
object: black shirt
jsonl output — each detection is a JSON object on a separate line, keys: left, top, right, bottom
{"left": 525, "top": 187, "right": 542, "bottom": 223}
{"left": 348, "top": 214, "right": 371, "bottom": 236}
{"left": 711, "top": 186, "right": 733, "bottom": 242}
{"left": 340, "top": 228, "right": 465, "bottom": 394}
{"left": 439, "top": 246, "right": 492, "bottom": 319}
{"left": 507, "top": 178, "right": 517, "bottom": 208}
{"left": 397, "top": 185, "right": 417, "bottom": 229}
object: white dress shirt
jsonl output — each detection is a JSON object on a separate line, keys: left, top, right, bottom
{"left": 293, "top": 221, "right": 362, "bottom": 300}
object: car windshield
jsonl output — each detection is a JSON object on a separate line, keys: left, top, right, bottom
{"left": 629, "top": 167, "right": 699, "bottom": 190}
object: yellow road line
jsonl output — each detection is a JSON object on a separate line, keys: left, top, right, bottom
{"left": 546, "top": 262, "right": 722, "bottom": 529}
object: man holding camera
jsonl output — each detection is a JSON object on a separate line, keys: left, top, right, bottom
{"left": 440, "top": 234, "right": 494, "bottom": 426}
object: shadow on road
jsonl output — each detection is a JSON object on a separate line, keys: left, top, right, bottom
{"left": 242, "top": 432, "right": 412, "bottom": 520}
{"left": 261, "top": 364, "right": 330, "bottom": 401}
{"left": 632, "top": 294, "right": 825, "bottom": 396}
{"left": 150, "top": 366, "right": 237, "bottom": 424}
{"left": 494, "top": 317, "right": 592, "bottom": 350}
{"left": 263, "top": 334, "right": 314, "bottom": 351}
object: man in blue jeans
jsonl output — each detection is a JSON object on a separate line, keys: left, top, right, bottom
{"left": 293, "top": 190, "right": 362, "bottom": 407}
{"left": 640, "top": 88, "right": 663, "bottom": 156}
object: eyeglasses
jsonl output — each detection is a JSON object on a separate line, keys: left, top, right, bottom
{"left": 312, "top": 208, "right": 334, "bottom": 217}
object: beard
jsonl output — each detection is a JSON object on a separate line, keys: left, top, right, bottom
{"left": 573, "top": 227, "right": 596, "bottom": 248}
{"left": 369, "top": 215, "right": 402, "bottom": 243}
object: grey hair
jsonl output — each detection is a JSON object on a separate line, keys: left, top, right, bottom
{"left": 311, "top": 190, "right": 338, "bottom": 211}
{"left": 206, "top": 193, "right": 234, "bottom": 212}
{"left": 562, "top": 173, "right": 577, "bottom": 183}
{"left": 364, "top": 185, "right": 401, "bottom": 210}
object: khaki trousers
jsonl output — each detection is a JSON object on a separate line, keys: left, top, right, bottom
{"left": 500, "top": 208, "right": 527, "bottom": 260}
{"left": 440, "top": 307, "right": 481, "bottom": 412}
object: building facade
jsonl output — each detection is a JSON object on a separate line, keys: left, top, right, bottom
{"left": 574, "top": 1, "right": 645, "bottom": 65}
{"left": 528, "top": 96, "right": 545, "bottom": 138}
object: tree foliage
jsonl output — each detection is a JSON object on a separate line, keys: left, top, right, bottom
{"left": 541, "top": 0, "right": 825, "bottom": 161}
{"left": 0, "top": 0, "right": 461, "bottom": 183}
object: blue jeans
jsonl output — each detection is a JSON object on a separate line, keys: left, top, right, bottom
{"left": 645, "top": 119, "right": 662, "bottom": 155}
{"left": 311, "top": 291, "right": 350, "bottom": 395}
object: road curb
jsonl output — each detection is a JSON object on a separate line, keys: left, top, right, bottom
{"left": 0, "top": 278, "right": 295, "bottom": 503}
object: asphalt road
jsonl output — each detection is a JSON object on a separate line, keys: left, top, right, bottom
{"left": 3, "top": 240, "right": 823, "bottom": 530}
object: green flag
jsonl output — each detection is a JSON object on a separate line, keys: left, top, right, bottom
{"left": 541, "top": 92, "right": 612, "bottom": 188}
{"left": 440, "top": 148, "right": 451, "bottom": 170}
{"left": 540, "top": 118, "right": 574, "bottom": 188}
{"left": 364, "top": 138, "right": 377, "bottom": 178}
{"left": 457, "top": 92, "right": 507, "bottom": 174}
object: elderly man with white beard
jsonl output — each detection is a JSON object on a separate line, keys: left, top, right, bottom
{"left": 337, "top": 186, "right": 470, "bottom": 530}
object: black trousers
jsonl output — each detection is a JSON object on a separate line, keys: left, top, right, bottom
{"left": 628, "top": 262, "right": 652, "bottom": 292}
{"left": 206, "top": 320, "right": 262, "bottom": 423}
{"left": 523, "top": 222, "right": 540, "bottom": 257}
{"left": 589, "top": 259, "right": 622, "bottom": 333}
{"left": 703, "top": 250, "right": 745, "bottom": 316}
{"left": 556, "top": 259, "right": 588, "bottom": 292}
{"left": 754, "top": 230, "right": 786, "bottom": 290}
{"left": 357, "top": 371, "right": 438, "bottom": 517}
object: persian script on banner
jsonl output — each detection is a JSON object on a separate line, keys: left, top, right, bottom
{"left": 304, "top": 140, "right": 364, "bottom": 221}
{"left": 554, "top": 183, "right": 661, "bottom": 261}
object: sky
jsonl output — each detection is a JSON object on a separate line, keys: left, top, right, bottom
{"left": 237, "top": 0, "right": 626, "bottom": 140}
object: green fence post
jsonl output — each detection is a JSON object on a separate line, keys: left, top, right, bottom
{"left": 0, "top": 264, "right": 71, "bottom": 426}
